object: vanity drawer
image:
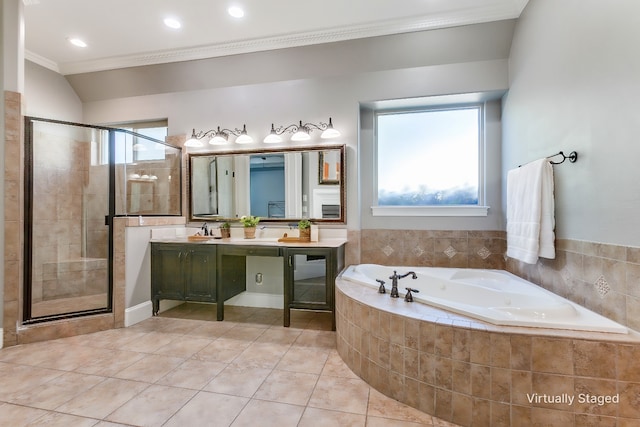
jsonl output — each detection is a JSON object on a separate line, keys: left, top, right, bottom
{"left": 221, "top": 245, "right": 281, "bottom": 257}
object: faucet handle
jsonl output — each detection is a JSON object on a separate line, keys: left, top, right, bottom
{"left": 376, "top": 279, "right": 386, "bottom": 294}
{"left": 404, "top": 287, "right": 419, "bottom": 302}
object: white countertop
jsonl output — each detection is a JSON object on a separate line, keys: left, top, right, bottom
{"left": 148, "top": 226, "right": 348, "bottom": 248}
{"left": 150, "top": 236, "right": 348, "bottom": 248}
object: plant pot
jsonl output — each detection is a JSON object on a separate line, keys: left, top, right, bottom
{"left": 220, "top": 228, "right": 231, "bottom": 239}
{"left": 299, "top": 228, "right": 311, "bottom": 241}
{"left": 244, "top": 226, "right": 256, "bottom": 239}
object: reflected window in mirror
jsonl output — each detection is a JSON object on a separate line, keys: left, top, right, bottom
{"left": 250, "top": 154, "right": 285, "bottom": 218}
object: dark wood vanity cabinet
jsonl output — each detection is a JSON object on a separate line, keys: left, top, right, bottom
{"left": 151, "top": 241, "right": 345, "bottom": 329}
{"left": 151, "top": 243, "right": 217, "bottom": 315}
{"left": 283, "top": 245, "right": 345, "bottom": 330}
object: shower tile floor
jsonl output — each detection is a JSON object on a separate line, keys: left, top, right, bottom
{"left": 0, "top": 304, "right": 460, "bottom": 426}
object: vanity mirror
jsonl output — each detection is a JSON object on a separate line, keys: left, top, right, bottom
{"left": 189, "top": 145, "right": 345, "bottom": 223}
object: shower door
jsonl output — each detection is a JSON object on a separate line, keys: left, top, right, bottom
{"left": 24, "top": 118, "right": 112, "bottom": 322}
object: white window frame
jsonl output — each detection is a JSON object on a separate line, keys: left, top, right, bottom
{"left": 371, "top": 103, "right": 489, "bottom": 217}
{"left": 99, "top": 120, "right": 169, "bottom": 165}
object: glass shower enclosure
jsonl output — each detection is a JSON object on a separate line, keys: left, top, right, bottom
{"left": 23, "top": 117, "right": 181, "bottom": 323}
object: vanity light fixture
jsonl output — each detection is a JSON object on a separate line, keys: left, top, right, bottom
{"left": 184, "top": 129, "right": 204, "bottom": 147}
{"left": 185, "top": 125, "right": 254, "bottom": 147}
{"left": 234, "top": 124, "right": 253, "bottom": 144}
{"left": 263, "top": 118, "right": 341, "bottom": 143}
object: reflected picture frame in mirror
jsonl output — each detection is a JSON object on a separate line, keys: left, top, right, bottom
{"left": 188, "top": 144, "right": 345, "bottom": 223}
{"left": 319, "top": 150, "right": 341, "bottom": 185}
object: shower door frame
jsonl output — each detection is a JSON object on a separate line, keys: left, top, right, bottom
{"left": 22, "top": 117, "right": 116, "bottom": 323}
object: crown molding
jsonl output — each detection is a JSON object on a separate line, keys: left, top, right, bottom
{"left": 38, "top": 2, "right": 525, "bottom": 76}
{"left": 512, "top": 0, "right": 531, "bottom": 14}
{"left": 25, "top": 50, "right": 60, "bottom": 73}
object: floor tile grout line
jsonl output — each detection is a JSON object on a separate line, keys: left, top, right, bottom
{"left": 3, "top": 402, "right": 110, "bottom": 426}
{"left": 2, "top": 309, "right": 405, "bottom": 427}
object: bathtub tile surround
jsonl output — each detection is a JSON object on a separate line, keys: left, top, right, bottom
{"left": 508, "top": 239, "right": 640, "bottom": 333}
{"left": 336, "top": 278, "right": 640, "bottom": 426}
{"left": 359, "top": 229, "right": 640, "bottom": 333}
{"left": 360, "top": 229, "right": 506, "bottom": 270}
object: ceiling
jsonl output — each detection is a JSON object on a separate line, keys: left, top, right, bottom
{"left": 24, "top": 0, "right": 529, "bottom": 76}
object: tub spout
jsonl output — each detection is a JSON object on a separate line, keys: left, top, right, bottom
{"left": 389, "top": 271, "right": 417, "bottom": 298}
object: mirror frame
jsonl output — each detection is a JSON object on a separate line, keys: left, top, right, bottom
{"left": 188, "top": 144, "right": 346, "bottom": 224}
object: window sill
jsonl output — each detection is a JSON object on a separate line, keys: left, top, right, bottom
{"left": 371, "top": 205, "right": 489, "bottom": 217}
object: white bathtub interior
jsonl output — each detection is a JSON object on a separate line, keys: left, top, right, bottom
{"left": 340, "top": 264, "right": 628, "bottom": 334}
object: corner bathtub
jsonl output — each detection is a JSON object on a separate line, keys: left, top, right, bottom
{"left": 340, "top": 264, "right": 628, "bottom": 334}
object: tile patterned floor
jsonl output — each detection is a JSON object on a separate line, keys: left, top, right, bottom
{"left": 0, "top": 304, "right": 461, "bottom": 426}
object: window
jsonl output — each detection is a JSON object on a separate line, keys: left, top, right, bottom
{"left": 97, "top": 120, "right": 168, "bottom": 165}
{"left": 372, "top": 104, "right": 488, "bottom": 217}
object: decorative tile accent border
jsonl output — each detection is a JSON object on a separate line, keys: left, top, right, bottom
{"left": 477, "top": 246, "right": 491, "bottom": 260}
{"left": 336, "top": 278, "right": 640, "bottom": 427}
{"left": 444, "top": 245, "right": 457, "bottom": 259}
{"left": 595, "top": 275, "right": 610, "bottom": 298}
{"left": 360, "top": 229, "right": 506, "bottom": 270}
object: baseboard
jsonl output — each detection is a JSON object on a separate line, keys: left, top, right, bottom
{"left": 225, "top": 292, "right": 283, "bottom": 309}
{"left": 124, "top": 300, "right": 184, "bottom": 327}
{"left": 125, "top": 301, "right": 153, "bottom": 327}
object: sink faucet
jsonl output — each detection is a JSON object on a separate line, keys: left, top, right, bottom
{"left": 389, "top": 270, "right": 417, "bottom": 298}
{"left": 201, "top": 222, "right": 208, "bottom": 236}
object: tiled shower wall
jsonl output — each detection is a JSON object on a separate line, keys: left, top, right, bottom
{"left": 357, "top": 229, "right": 640, "bottom": 332}
{"left": 115, "top": 157, "right": 182, "bottom": 216}
{"left": 31, "top": 128, "right": 108, "bottom": 302}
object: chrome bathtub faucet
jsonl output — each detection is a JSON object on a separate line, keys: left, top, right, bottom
{"left": 389, "top": 270, "right": 417, "bottom": 298}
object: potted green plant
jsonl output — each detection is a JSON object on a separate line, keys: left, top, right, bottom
{"left": 240, "top": 215, "right": 260, "bottom": 239}
{"left": 219, "top": 221, "right": 231, "bottom": 239}
{"left": 298, "top": 219, "right": 311, "bottom": 241}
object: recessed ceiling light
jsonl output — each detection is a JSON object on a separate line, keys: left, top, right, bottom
{"left": 227, "top": 6, "right": 245, "bottom": 18}
{"left": 68, "top": 38, "right": 87, "bottom": 48}
{"left": 164, "top": 18, "right": 181, "bottom": 29}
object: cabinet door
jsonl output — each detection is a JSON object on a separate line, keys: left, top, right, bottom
{"left": 184, "top": 246, "right": 216, "bottom": 301}
{"left": 152, "top": 244, "right": 186, "bottom": 300}
{"left": 286, "top": 249, "right": 331, "bottom": 309}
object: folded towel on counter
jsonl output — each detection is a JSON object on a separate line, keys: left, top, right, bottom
{"left": 506, "top": 158, "right": 556, "bottom": 264}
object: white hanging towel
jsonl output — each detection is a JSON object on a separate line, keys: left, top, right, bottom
{"left": 506, "top": 158, "right": 556, "bottom": 264}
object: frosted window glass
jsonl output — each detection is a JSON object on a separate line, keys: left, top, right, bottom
{"left": 377, "top": 107, "right": 480, "bottom": 206}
